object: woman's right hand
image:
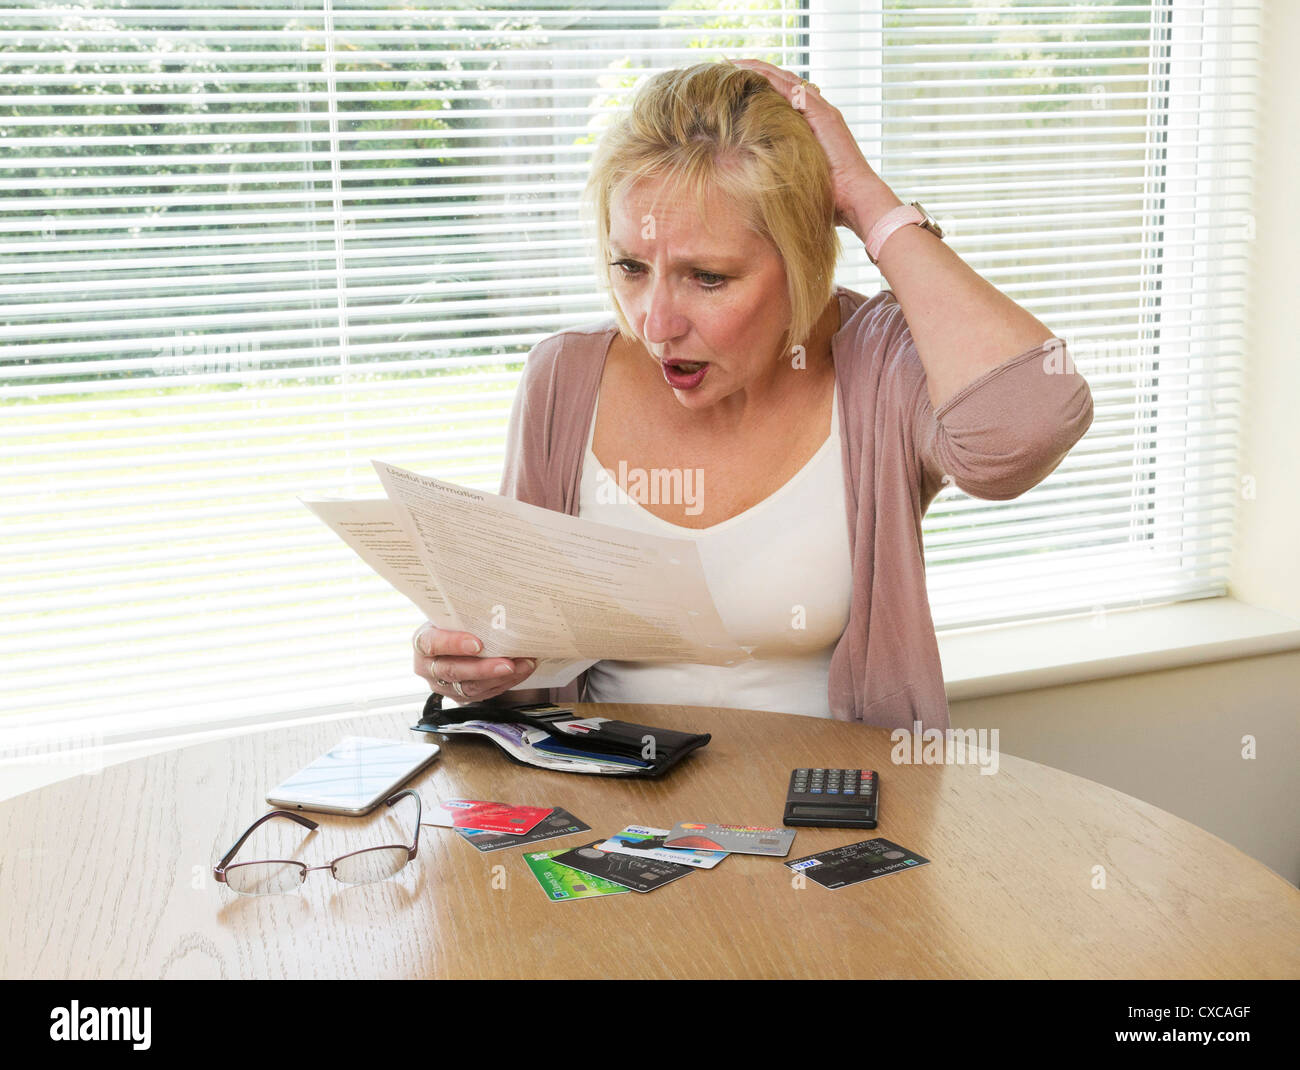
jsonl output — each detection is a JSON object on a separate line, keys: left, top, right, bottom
{"left": 412, "top": 622, "right": 538, "bottom": 705}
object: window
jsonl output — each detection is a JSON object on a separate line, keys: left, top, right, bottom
{"left": 0, "top": 0, "right": 1260, "bottom": 742}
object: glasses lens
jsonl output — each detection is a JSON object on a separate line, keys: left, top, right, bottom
{"left": 331, "top": 847, "right": 409, "bottom": 886}
{"left": 224, "top": 861, "right": 305, "bottom": 896}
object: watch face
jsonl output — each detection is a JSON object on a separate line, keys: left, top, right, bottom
{"left": 913, "top": 202, "right": 943, "bottom": 240}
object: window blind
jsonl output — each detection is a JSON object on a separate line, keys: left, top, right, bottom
{"left": 0, "top": 1, "right": 1261, "bottom": 741}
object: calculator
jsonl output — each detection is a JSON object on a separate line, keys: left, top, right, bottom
{"left": 783, "top": 768, "right": 878, "bottom": 829}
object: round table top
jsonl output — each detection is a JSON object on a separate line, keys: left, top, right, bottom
{"left": 2, "top": 702, "right": 1296, "bottom": 979}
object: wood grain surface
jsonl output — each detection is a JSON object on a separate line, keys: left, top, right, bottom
{"left": 1, "top": 702, "right": 1296, "bottom": 979}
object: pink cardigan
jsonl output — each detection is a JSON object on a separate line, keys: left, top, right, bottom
{"left": 499, "top": 285, "right": 1094, "bottom": 731}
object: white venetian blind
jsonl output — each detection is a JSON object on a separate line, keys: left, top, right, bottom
{"left": 0, "top": 0, "right": 1260, "bottom": 740}
{"left": 902, "top": 0, "right": 1259, "bottom": 628}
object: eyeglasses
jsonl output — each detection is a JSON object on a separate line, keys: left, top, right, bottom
{"left": 213, "top": 789, "right": 422, "bottom": 896}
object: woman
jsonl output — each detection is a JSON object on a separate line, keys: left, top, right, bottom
{"left": 412, "top": 59, "right": 1093, "bottom": 731}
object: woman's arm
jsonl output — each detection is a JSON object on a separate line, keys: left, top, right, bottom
{"left": 724, "top": 57, "right": 1063, "bottom": 416}
{"left": 842, "top": 179, "right": 1058, "bottom": 414}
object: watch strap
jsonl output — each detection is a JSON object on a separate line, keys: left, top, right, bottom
{"left": 865, "top": 202, "right": 941, "bottom": 265}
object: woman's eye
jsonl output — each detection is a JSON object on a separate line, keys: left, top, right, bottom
{"left": 610, "top": 262, "right": 725, "bottom": 289}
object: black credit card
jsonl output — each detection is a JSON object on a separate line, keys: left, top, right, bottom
{"left": 551, "top": 841, "right": 694, "bottom": 893}
{"left": 784, "top": 838, "right": 930, "bottom": 890}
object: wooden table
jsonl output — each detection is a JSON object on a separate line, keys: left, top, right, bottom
{"left": 1, "top": 703, "right": 1296, "bottom": 979}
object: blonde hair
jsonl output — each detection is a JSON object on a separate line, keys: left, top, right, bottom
{"left": 581, "top": 60, "right": 842, "bottom": 360}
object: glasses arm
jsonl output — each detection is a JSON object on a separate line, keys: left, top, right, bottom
{"left": 386, "top": 789, "right": 422, "bottom": 857}
{"left": 214, "top": 809, "right": 318, "bottom": 874}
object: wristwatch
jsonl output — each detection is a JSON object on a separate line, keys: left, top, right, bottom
{"left": 865, "top": 201, "right": 944, "bottom": 265}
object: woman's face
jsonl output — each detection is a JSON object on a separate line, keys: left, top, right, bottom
{"left": 607, "top": 176, "right": 794, "bottom": 412}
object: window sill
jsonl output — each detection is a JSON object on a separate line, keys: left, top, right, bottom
{"left": 939, "top": 595, "right": 1300, "bottom": 702}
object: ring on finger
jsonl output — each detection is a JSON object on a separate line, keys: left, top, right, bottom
{"left": 431, "top": 667, "right": 462, "bottom": 695}
{"left": 434, "top": 675, "right": 470, "bottom": 700}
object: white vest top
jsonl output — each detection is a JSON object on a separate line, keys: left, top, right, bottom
{"left": 577, "top": 382, "right": 853, "bottom": 719}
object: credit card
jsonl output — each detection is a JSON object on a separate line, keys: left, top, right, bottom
{"left": 530, "top": 738, "right": 652, "bottom": 769}
{"left": 424, "top": 799, "right": 553, "bottom": 835}
{"left": 665, "top": 822, "right": 796, "bottom": 857}
{"left": 596, "top": 825, "right": 727, "bottom": 869}
{"left": 551, "top": 841, "right": 695, "bottom": 893}
{"left": 522, "top": 848, "right": 631, "bottom": 902}
{"left": 456, "top": 807, "right": 591, "bottom": 852}
{"left": 783, "top": 838, "right": 930, "bottom": 890}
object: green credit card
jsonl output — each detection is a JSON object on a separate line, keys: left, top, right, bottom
{"left": 523, "top": 848, "right": 632, "bottom": 901}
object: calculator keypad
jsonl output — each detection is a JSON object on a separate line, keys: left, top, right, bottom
{"left": 785, "top": 769, "right": 878, "bottom": 828}
{"left": 792, "top": 768, "right": 874, "bottom": 795}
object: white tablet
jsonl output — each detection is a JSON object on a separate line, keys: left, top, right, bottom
{"left": 265, "top": 736, "right": 440, "bottom": 816}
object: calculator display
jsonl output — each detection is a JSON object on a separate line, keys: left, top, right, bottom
{"left": 792, "top": 805, "right": 871, "bottom": 818}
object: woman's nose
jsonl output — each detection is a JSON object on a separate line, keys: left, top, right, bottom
{"left": 642, "top": 277, "right": 686, "bottom": 347}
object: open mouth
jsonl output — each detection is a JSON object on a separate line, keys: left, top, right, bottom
{"left": 660, "top": 359, "right": 710, "bottom": 389}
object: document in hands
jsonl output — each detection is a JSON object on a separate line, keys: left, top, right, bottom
{"left": 300, "top": 461, "right": 752, "bottom": 689}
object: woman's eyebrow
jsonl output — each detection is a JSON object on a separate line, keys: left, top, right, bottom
{"left": 609, "top": 244, "right": 744, "bottom": 269}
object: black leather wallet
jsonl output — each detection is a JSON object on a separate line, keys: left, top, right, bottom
{"left": 414, "top": 694, "right": 711, "bottom": 778}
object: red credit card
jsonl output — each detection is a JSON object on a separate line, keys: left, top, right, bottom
{"left": 426, "top": 799, "right": 554, "bottom": 835}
